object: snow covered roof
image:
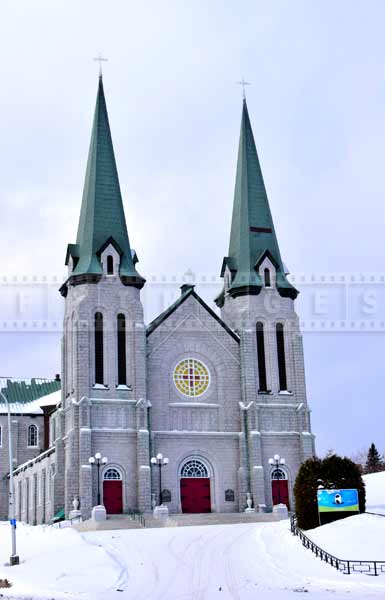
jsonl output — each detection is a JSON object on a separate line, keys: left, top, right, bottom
{"left": 0, "top": 378, "right": 61, "bottom": 415}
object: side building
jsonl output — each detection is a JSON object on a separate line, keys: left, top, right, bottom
{"left": 0, "top": 378, "right": 60, "bottom": 523}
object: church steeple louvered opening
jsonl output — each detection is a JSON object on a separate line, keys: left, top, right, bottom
{"left": 117, "top": 313, "right": 127, "bottom": 386}
{"left": 276, "top": 323, "right": 287, "bottom": 392}
{"left": 94, "top": 312, "right": 104, "bottom": 385}
{"left": 256, "top": 322, "right": 268, "bottom": 392}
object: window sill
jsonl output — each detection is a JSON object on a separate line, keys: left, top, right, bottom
{"left": 278, "top": 390, "right": 293, "bottom": 395}
{"left": 116, "top": 384, "right": 133, "bottom": 391}
{"left": 258, "top": 390, "right": 272, "bottom": 395}
{"left": 92, "top": 384, "right": 109, "bottom": 390}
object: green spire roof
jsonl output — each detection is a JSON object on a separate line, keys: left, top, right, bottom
{"left": 65, "top": 76, "right": 144, "bottom": 287}
{"left": 216, "top": 99, "right": 297, "bottom": 305}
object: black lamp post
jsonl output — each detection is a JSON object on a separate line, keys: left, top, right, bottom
{"left": 269, "top": 454, "right": 286, "bottom": 505}
{"left": 150, "top": 453, "right": 169, "bottom": 506}
{"left": 89, "top": 452, "right": 108, "bottom": 505}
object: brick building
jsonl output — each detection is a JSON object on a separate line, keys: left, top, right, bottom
{"left": 4, "top": 76, "right": 315, "bottom": 523}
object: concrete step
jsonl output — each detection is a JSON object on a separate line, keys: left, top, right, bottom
{"left": 75, "top": 511, "right": 279, "bottom": 532}
{"left": 149, "top": 512, "right": 279, "bottom": 528}
{"left": 75, "top": 515, "right": 144, "bottom": 532}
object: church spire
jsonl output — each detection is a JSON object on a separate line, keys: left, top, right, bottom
{"left": 216, "top": 99, "right": 297, "bottom": 306}
{"left": 65, "top": 76, "right": 145, "bottom": 288}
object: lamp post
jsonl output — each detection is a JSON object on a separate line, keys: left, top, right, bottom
{"left": 150, "top": 453, "right": 169, "bottom": 506}
{"left": 269, "top": 454, "right": 286, "bottom": 505}
{"left": 0, "top": 390, "right": 19, "bottom": 566}
{"left": 88, "top": 452, "right": 108, "bottom": 505}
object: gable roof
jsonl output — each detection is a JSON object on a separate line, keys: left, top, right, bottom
{"left": 146, "top": 284, "right": 239, "bottom": 342}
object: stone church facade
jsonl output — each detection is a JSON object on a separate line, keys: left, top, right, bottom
{"left": 5, "top": 76, "right": 315, "bottom": 523}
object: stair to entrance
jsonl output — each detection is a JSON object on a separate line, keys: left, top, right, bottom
{"left": 152, "top": 512, "right": 279, "bottom": 528}
{"left": 75, "top": 511, "right": 279, "bottom": 532}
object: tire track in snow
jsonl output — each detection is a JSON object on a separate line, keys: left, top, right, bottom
{"left": 223, "top": 524, "right": 254, "bottom": 599}
{"left": 81, "top": 532, "right": 129, "bottom": 593}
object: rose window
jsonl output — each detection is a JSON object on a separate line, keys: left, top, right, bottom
{"left": 173, "top": 358, "right": 210, "bottom": 397}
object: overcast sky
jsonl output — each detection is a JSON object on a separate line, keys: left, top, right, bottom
{"left": 1, "top": 0, "right": 385, "bottom": 458}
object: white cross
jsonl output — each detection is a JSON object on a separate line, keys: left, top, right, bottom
{"left": 237, "top": 77, "right": 251, "bottom": 99}
{"left": 93, "top": 54, "right": 108, "bottom": 77}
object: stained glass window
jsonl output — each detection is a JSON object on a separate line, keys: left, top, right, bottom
{"left": 173, "top": 358, "right": 210, "bottom": 397}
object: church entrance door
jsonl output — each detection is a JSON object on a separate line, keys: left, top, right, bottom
{"left": 272, "top": 480, "right": 289, "bottom": 508}
{"left": 180, "top": 478, "right": 211, "bottom": 513}
{"left": 103, "top": 468, "right": 123, "bottom": 514}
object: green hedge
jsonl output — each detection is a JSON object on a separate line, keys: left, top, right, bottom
{"left": 294, "top": 455, "right": 366, "bottom": 530}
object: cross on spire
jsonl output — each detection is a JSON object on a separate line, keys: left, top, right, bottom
{"left": 93, "top": 54, "right": 108, "bottom": 77}
{"left": 237, "top": 77, "right": 251, "bottom": 99}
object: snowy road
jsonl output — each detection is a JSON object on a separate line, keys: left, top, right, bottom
{"left": 2, "top": 519, "right": 385, "bottom": 600}
{"left": 81, "top": 520, "right": 385, "bottom": 600}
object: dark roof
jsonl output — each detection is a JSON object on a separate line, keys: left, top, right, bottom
{"left": 65, "top": 76, "right": 144, "bottom": 288}
{"left": 0, "top": 378, "right": 61, "bottom": 404}
{"left": 216, "top": 99, "right": 298, "bottom": 305}
{"left": 146, "top": 285, "right": 239, "bottom": 342}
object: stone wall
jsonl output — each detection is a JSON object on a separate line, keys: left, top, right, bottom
{"left": 13, "top": 448, "right": 56, "bottom": 525}
{"left": 0, "top": 414, "right": 44, "bottom": 519}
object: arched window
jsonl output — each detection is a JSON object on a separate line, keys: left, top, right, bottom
{"left": 28, "top": 424, "right": 38, "bottom": 447}
{"left": 104, "top": 468, "right": 122, "bottom": 480}
{"left": 95, "top": 312, "right": 104, "bottom": 385}
{"left": 256, "top": 322, "right": 267, "bottom": 392}
{"left": 264, "top": 268, "right": 271, "bottom": 287}
{"left": 181, "top": 459, "right": 209, "bottom": 478}
{"left": 107, "top": 255, "right": 114, "bottom": 275}
{"left": 276, "top": 323, "right": 287, "bottom": 391}
{"left": 271, "top": 468, "right": 287, "bottom": 481}
{"left": 117, "top": 314, "right": 127, "bottom": 386}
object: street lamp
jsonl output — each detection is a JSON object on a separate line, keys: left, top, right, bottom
{"left": 88, "top": 452, "right": 108, "bottom": 505}
{"left": 0, "top": 389, "right": 19, "bottom": 566}
{"left": 269, "top": 454, "right": 286, "bottom": 505}
{"left": 150, "top": 453, "right": 169, "bottom": 506}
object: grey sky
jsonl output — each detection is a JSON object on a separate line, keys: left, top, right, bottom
{"left": 1, "top": 0, "right": 384, "bottom": 457}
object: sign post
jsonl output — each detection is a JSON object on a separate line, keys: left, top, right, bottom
{"left": 317, "top": 489, "right": 359, "bottom": 525}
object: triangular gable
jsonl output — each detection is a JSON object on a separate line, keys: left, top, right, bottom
{"left": 146, "top": 285, "right": 239, "bottom": 343}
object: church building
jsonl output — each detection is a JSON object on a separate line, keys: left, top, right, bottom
{"left": 4, "top": 76, "right": 315, "bottom": 523}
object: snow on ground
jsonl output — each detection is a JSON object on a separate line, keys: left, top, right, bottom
{"left": 0, "top": 473, "right": 383, "bottom": 599}
{"left": 0, "top": 522, "right": 116, "bottom": 599}
{"left": 364, "top": 470, "right": 385, "bottom": 513}
{"left": 307, "top": 513, "right": 385, "bottom": 560}
{"left": 1, "top": 519, "right": 385, "bottom": 600}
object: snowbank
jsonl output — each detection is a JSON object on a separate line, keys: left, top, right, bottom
{"left": 307, "top": 513, "right": 385, "bottom": 560}
{"left": 0, "top": 521, "right": 117, "bottom": 598}
{"left": 364, "top": 470, "right": 385, "bottom": 512}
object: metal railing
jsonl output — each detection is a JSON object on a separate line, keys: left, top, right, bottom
{"left": 55, "top": 514, "right": 83, "bottom": 528}
{"left": 128, "top": 509, "right": 146, "bottom": 527}
{"left": 290, "top": 514, "right": 385, "bottom": 576}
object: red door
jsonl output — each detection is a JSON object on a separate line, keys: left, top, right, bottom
{"left": 103, "top": 480, "right": 123, "bottom": 514}
{"left": 272, "top": 480, "right": 289, "bottom": 508}
{"left": 180, "top": 478, "right": 211, "bottom": 513}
